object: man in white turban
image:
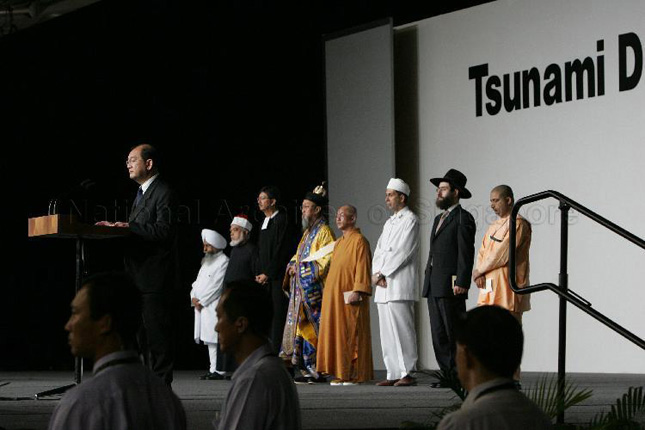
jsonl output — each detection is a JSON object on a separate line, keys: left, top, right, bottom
{"left": 190, "top": 229, "right": 229, "bottom": 380}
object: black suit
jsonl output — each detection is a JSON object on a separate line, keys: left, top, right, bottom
{"left": 124, "top": 176, "right": 178, "bottom": 385}
{"left": 257, "top": 211, "right": 294, "bottom": 353}
{"left": 422, "top": 204, "right": 475, "bottom": 372}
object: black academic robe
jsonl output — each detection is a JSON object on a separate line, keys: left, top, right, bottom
{"left": 223, "top": 241, "right": 259, "bottom": 285}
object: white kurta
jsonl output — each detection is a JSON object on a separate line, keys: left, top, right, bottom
{"left": 372, "top": 206, "right": 420, "bottom": 303}
{"left": 190, "top": 251, "right": 228, "bottom": 345}
{"left": 372, "top": 206, "right": 420, "bottom": 380}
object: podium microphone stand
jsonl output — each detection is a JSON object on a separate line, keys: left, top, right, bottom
{"left": 27, "top": 214, "right": 129, "bottom": 399}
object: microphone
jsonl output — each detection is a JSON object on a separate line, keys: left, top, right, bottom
{"left": 48, "top": 179, "right": 96, "bottom": 215}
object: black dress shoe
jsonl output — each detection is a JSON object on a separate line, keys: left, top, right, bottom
{"left": 201, "top": 372, "right": 225, "bottom": 380}
{"left": 430, "top": 381, "right": 448, "bottom": 388}
{"left": 308, "top": 375, "right": 328, "bottom": 384}
{"left": 293, "top": 375, "right": 311, "bottom": 385}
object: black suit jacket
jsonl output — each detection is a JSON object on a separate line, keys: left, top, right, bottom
{"left": 422, "top": 204, "right": 476, "bottom": 298}
{"left": 258, "top": 211, "right": 294, "bottom": 281}
{"left": 124, "top": 176, "right": 179, "bottom": 294}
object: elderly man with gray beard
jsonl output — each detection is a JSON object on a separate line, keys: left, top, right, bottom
{"left": 223, "top": 214, "right": 258, "bottom": 285}
{"left": 190, "top": 229, "right": 229, "bottom": 380}
{"left": 280, "top": 183, "right": 335, "bottom": 384}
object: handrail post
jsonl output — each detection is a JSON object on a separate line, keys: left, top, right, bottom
{"left": 557, "top": 201, "right": 570, "bottom": 425}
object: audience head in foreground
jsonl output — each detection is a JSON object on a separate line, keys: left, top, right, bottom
{"left": 49, "top": 272, "right": 186, "bottom": 430}
{"left": 215, "top": 281, "right": 302, "bottom": 430}
{"left": 437, "top": 305, "right": 552, "bottom": 430}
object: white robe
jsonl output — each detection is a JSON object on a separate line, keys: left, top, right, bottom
{"left": 190, "top": 251, "right": 228, "bottom": 344}
{"left": 372, "top": 206, "right": 420, "bottom": 303}
{"left": 372, "top": 206, "right": 420, "bottom": 379}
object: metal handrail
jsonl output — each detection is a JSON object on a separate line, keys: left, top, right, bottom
{"left": 508, "top": 190, "right": 645, "bottom": 349}
{"left": 508, "top": 190, "right": 645, "bottom": 424}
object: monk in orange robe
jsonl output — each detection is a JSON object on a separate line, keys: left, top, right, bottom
{"left": 472, "top": 185, "right": 531, "bottom": 320}
{"left": 472, "top": 185, "right": 531, "bottom": 383}
{"left": 318, "top": 205, "right": 373, "bottom": 385}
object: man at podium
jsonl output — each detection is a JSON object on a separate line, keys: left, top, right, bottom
{"left": 97, "top": 143, "right": 179, "bottom": 386}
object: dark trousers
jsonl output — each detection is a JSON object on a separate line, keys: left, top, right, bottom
{"left": 426, "top": 295, "right": 466, "bottom": 373}
{"left": 215, "top": 343, "right": 238, "bottom": 373}
{"left": 139, "top": 292, "right": 175, "bottom": 385}
{"left": 269, "top": 280, "right": 289, "bottom": 354}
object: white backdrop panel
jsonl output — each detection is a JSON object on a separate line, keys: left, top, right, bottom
{"left": 396, "top": 0, "right": 645, "bottom": 373}
{"left": 325, "top": 21, "right": 395, "bottom": 371}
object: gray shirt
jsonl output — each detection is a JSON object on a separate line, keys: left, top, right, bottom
{"left": 215, "top": 343, "right": 301, "bottom": 430}
{"left": 437, "top": 378, "right": 552, "bottom": 430}
{"left": 48, "top": 351, "right": 186, "bottom": 430}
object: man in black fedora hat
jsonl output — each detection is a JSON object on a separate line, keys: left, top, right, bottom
{"left": 422, "top": 169, "right": 476, "bottom": 388}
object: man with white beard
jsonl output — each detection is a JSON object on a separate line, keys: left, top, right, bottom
{"left": 190, "top": 229, "right": 229, "bottom": 380}
{"left": 219, "top": 214, "right": 258, "bottom": 375}
{"left": 223, "top": 214, "right": 258, "bottom": 285}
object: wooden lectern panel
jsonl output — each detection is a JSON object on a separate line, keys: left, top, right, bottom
{"left": 28, "top": 215, "right": 130, "bottom": 239}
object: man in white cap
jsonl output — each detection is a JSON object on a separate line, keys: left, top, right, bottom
{"left": 372, "top": 178, "right": 420, "bottom": 387}
{"left": 223, "top": 214, "right": 258, "bottom": 285}
{"left": 190, "top": 229, "right": 229, "bottom": 380}
{"left": 219, "top": 214, "right": 258, "bottom": 375}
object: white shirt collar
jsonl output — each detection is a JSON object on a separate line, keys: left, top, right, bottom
{"left": 390, "top": 206, "right": 410, "bottom": 219}
{"left": 140, "top": 174, "right": 159, "bottom": 194}
{"left": 261, "top": 210, "right": 279, "bottom": 230}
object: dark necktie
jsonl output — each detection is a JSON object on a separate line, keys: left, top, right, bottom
{"left": 133, "top": 187, "right": 143, "bottom": 208}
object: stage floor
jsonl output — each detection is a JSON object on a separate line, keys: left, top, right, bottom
{"left": 1, "top": 370, "right": 644, "bottom": 429}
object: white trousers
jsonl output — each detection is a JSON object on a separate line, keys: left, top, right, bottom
{"left": 377, "top": 301, "right": 418, "bottom": 380}
{"left": 207, "top": 343, "right": 225, "bottom": 374}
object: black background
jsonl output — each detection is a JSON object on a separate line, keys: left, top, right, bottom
{"left": 0, "top": 0, "right": 491, "bottom": 371}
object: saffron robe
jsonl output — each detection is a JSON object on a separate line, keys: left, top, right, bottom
{"left": 317, "top": 229, "right": 373, "bottom": 383}
{"left": 476, "top": 215, "right": 531, "bottom": 312}
{"left": 280, "top": 218, "right": 335, "bottom": 377}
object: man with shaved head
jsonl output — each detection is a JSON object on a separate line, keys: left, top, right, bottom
{"left": 472, "top": 185, "right": 531, "bottom": 384}
{"left": 317, "top": 205, "right": 373, "bottom": 385}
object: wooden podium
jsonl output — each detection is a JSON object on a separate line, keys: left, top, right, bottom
{"left": 28, "top": 214, "right": 131, "bottom": 240}
{"left": 28, "top": 214, "right": 130, "bottom": 398}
